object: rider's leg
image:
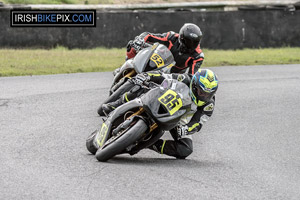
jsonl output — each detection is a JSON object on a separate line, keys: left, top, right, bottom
{"left": 149, "top": 128, "right": 193, "bottom": 159}
{"left": 98, "top": 80, "right": 134, "bottom": 116}
{"left": 102, "top": 83, "right": 148, "bottom": 115}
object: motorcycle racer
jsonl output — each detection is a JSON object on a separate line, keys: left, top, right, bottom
{"left": 126, "top": 23, "right": 204, "bottom": 75}
{"left": 98, "top": 23, "right": 204, "bottom": 116}
{"left": 102, "top": 69, "right": 218, "bottom": 159}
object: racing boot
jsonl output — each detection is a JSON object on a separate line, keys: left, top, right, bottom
{"left": 101, "top": 98, "right": 123, "bottom": 116}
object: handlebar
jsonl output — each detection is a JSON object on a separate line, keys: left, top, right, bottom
{"left": 143, "top": 42, "right": 152, "bottom": 48}
{"left": 142, "top": 81, "right": 159, "bottom": 90}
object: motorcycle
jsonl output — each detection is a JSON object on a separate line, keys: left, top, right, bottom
{"left": 87, "top": 78, "right": 193, "bottom": 162}
{"left": 97, "top": 42, "right": 176, "bottom": 116}
{"left": 111, "top": 42, "right": 175, "bottom": 93}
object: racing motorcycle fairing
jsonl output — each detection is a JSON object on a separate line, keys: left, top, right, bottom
{"left": 133, "top": 43, "right": 175, "bottom": 74}
{"left": 112, "top": 43, "right": 175, "bottom": 86}
{"left": 141, "top": 79, "right": 192, "bottom": 131}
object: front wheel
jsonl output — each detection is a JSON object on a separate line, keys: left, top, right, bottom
{"left": 97, "top": 105, "right": 105, "bottom": 116}
{"left": 86, "top": 130, "right": 99, "bottom": 155}
{"left": 95, "top": 119, "right": 148, "bottom": 162}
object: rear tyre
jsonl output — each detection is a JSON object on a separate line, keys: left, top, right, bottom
{"left": 86, "top": 130, "right": 99, "bottom": 155}
{"left": 95, "top": 119, "right": 148, "bottom": 162}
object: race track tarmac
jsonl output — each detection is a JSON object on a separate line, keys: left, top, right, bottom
{"left": 1, "top": 64, "right": 300, "bottom": 200}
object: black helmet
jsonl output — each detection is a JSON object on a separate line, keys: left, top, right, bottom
{"left": 179, "top": 23, "right": 202, "bottom": 54}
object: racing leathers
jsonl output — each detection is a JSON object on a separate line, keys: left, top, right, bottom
{"left": 102, "top": 71, "right": 215, "bottom": 159}
{"left": 127, "top": 31, "right": 205, "bottom": 75}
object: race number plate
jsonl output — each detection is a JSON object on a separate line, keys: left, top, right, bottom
{"left": 158, "top": 89, "right": 182, "bottom": 115}
{"left": 150, "top": 53, "right": 165, "bottom": 68}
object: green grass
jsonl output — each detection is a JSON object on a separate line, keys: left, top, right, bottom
{"left": 2, "top": 0, "right": 113, "bottom": 4}
{"left": 0, "top": 47, "right": 125, "bottom": 76}
{"left": 0, "top": 47, "right": 299, "bottom": 77}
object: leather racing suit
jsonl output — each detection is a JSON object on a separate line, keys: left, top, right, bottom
{"left": 127, "top": 31, "right": 205, "bottom": 75}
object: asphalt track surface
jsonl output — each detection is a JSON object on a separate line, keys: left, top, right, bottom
{"left": 1, "top": 64, "right": 300, "bottom": 200}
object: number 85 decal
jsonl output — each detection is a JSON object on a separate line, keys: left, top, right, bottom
{"left": 158, "top": 89, "right": 183, "bottom": 115}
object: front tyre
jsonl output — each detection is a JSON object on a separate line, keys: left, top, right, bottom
{"left": 86, "top": 130, "right": 99, "bottom": 155}
{"left": 95, "top": 119, "right": 148, "bottom": 162}
{"left": 97, "top": 105, "right": 105, "bottom": 116}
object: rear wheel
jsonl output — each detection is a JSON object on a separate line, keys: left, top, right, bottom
{"left": 95, "top": 119, "right": 148, "bottom": 162}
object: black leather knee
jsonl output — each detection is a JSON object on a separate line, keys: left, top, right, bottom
{"left": 175, "top": 138, "right": 193, "bottom": 159}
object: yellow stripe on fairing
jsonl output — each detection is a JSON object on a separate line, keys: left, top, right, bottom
{"left": 161, "top": 140, "right": 167, "bottom": 154}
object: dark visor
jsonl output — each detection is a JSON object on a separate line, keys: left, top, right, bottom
{"left": 182, "top": 38, "right": 199, "bottom": 50}
{"left": 193, "top": 82, "right": 213, "bottom": 102}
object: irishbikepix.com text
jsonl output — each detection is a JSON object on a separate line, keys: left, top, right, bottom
{"left": 11, "top": 10, "right": 96, "bottom": 27}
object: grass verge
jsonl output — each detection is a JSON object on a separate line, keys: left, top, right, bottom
{"left": 2, "top": 0, "right": 113, "bottom": 4}
{"left": 0, "top": 47, "right": 299, "bottom": 77}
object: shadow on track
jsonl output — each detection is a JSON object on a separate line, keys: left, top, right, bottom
{"left": 95, "top": 154, "right": 225, "bottom": 169}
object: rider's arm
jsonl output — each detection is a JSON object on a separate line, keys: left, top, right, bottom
{"left": 188, "top": 60, "right": 203, "bottom": 75}
{"left": 126, "top": 32, "right": 150, "bottom": 59}
{"left": 144, "top": 72, "right": 191, "bottom": 85}
{"left": 187, "top": 46, "right": 205, "bottom": 75}
{"left": 143, "top": 31, "right": 173, "bottom": 47}
{"left": 145, "top": 71, "right": 165, "bottom": 84}
{"left": 185, "top": 96, "right": 215, "bottom": 135}
{"left": 126, "top": 31, "right": 173, "bottom": 59}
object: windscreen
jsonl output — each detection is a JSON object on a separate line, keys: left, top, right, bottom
{"left": 132, "top": 47, "right": 152, "bottom": 73}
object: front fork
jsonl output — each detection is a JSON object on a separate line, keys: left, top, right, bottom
{"left": 124, "top": 69, "right": 137, "bottom": 78}
{"left": 110, "top": 69, "right": 137, "bottom": 94}
{"left": 125, "top": 107, "right": 161, "bottom": 154}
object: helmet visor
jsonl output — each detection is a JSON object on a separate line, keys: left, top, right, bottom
{"left": 182, "top": 37, "right": 200, "bottom": 51}
{"left": 192, "top": 81, "right": 214, "bottom": 103}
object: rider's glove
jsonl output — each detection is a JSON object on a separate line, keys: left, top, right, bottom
{"left": 126, "top": 38, "right": 145, "bottom": 59}
{"left": 177, "top": 125, "right": 189, "bottom": 137}
{"left": 131, "top": 36, "right": 145, "bottom": 52}
{"left": 133, "top": 73, "right": 150, "bottom": 85}
{"left": 126, "top": 40, "right": 134, "bottom": 52}
{"left": 126, "top": 44, "right": 137, "bottom": 60}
